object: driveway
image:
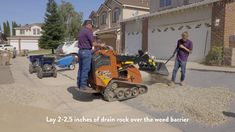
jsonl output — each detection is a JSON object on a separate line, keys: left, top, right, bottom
{"left": 0, "top": 57, "right": 180, "bottom": 132}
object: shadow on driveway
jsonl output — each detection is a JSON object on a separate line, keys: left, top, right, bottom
{"left": 67, "top": 86, "right": 102, "bottom": 102}
{"left": 223, "top": 111, "right": 235, "bottom": 118}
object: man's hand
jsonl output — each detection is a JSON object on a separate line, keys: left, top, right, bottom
{"left": 179, "top": 44, "right": 192, "bottom": 53}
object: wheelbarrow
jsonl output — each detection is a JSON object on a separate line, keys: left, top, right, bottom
{"left": 36, "top": 56, "right": 57, "bottom": 79}
{"left": 28, "top": 55, "right": 44, "bottom": 74}
{"left": 55, "top": 55, "right": 76, "bottom": 70}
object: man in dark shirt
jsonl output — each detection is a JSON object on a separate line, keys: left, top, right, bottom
{"left": 171, "top": 31, "right": 193, "bottom": 86}
{"left": 77, "top": 20, "right": 102, "bottom": 91}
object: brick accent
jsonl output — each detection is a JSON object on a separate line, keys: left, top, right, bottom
{"left": 211, "top": 1, "right": 226, "bottom": 47}
{"left": 224, "top": 1, "right": 235, "bottom": 48}
{"left": 211, "top": 0, "right": 235, "bottom": 66}
{"left": 142, "top": 18, "right": 148, "bottom": 52}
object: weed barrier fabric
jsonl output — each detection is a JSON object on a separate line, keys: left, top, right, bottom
{"left": 139, "top": 83, "right": 235, "bottom": 126}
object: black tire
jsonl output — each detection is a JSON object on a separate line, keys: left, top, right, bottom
{"left": 29, "top": 64, "right": 34, "bottom": 74}
{"left": 37, "top": 67, "right": 43, "bottom": 79}
{"left": 53, "top": 68, "right": 57, "bottom": 78}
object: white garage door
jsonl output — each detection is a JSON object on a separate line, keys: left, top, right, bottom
{"left": 125, "top": 32, "right": 142, "bottom": 55}
{"left": 10, "top": 39, "right": 39, "bottom": 51}
{"left": 148, "top": 20, "right": 211, "bottom": 62}
{"left": 125, "top": 21, "right": 142, "bottom": 55}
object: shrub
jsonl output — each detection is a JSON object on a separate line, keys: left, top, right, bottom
{"left": 205, "top": 46, "right": 224, "bottom": 65}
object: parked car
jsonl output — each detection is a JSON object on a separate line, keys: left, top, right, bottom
{"left": 56, "top": 41, "right": 79, "bottom": 56}
{"left": 0, "top": 44, "right": 14, "bottom": 51}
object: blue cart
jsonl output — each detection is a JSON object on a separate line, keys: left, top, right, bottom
{"left": 55, "top": 55, "right": 76, "bottom": 70}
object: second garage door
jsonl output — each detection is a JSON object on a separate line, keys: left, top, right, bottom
{"left": 148, "top": 20, "right": 211, "bottom": 62}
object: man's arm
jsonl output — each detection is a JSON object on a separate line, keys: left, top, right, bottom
{"left": 179, "top": 44, "right": 192, "bottom": 53}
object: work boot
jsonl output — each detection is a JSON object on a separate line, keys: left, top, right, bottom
{"left": 168, "top": 81, "right": 175, "bottom": 87}
{"left": 180, "top": 81, "right": 186, "bottom": 86}
{"left": 79, "top": 86, "right": 98, "bottom": 93}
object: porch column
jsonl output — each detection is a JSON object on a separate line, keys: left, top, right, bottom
{"left": 120, "top": 22, "right": 125, "bottom": 53}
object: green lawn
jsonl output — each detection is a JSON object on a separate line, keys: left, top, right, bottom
{"left": 28, "top": 49, "right": 52, "bottom": 55}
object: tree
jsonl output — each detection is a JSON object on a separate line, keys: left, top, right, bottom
{"left": 12, "top": 21, "right": 18, "bottom": 36}
{"left": 39, "top": 0, "right": 65, "bottom": 51}
{"left": 6, "top": 21, "right": 11, "bottom": 37}
{"left": 3, "top": 22, "right": 7, "bottom": 35}
{"left": 0, "top": 25, "right": 2, "bottom": 32}
{"left": 58, "top": 0, "right": 83, "bottom": 40}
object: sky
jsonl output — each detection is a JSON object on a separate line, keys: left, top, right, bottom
{"left": 0, "top": 0, "right": 104, "bottom": 28}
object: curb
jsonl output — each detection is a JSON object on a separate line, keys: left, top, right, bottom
{"left": 189, "top": 68, "right": 235, "bottom": 73}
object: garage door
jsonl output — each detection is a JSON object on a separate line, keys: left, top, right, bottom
{"left": 10, "top": 39, "right": 39, "bottom": 51}
{"left": 148, "top": 20, "right": 211, "bottom": 62}
{"left": 125, "top": 32, "right": 142, "bottom": 55}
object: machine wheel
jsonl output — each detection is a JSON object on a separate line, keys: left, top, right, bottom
{"left": 131, "top": 87, "right": 139, "bottom": 97}
{"left": 103, "top": 80, "right": 148, "bottom": 102}
{"left": 29, "top": 64, "right": 34, "bottom": 74}
{"left": 37, "top": 67, "right": 43, "bottom": 79}
{"left": 116, "top": 90, "right": 125, "bottom": 99}
{"left": 69, "top": 64, "right": 75, "bottom": 70}
{"left": 139, "top": 87, "right": 147, "bottom": 94}
{"left": 124, "top": 89, "right": 132, "bottom": 98}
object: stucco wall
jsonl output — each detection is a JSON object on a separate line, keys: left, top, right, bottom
{"left": 123, "top": 8, "right": 149, "bottom": 20}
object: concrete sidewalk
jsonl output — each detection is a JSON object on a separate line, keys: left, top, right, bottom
{"left": 158, "top": 60, "right": 235, "bottom": 73}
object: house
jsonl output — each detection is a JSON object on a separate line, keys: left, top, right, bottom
{"left": 89, "top": 0, "right": 150, "bottom": 53}
{"left": 121, "top": 0, "right": 235, "bottom": 66}
{"left": 7, "top": 23, "right": 43, "bottom": 51}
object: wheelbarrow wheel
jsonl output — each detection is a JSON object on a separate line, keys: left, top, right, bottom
{"left": 69, "top": 64, "right": 75, "bottom": 70}
{"left": 29, "top": 64, "right": 34, "bottom": 74}
{"left": 53, "top": 68, "right": 57, "bottom": 78}
{"left": 37, "top": 67, "right": 43, "bottom": 79}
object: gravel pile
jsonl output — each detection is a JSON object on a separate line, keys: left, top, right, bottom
{"left": 140, "top": 83, "right": 235, "bottom": 125}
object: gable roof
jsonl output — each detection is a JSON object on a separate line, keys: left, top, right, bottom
{"left": 116, "top": 0, "right": 149, "bottom": 8}
{"left": 15, "top": 23, "right": 43, "bottom": 30}
{"left": 97, "top": 4, "right": 111, "bottom": 14}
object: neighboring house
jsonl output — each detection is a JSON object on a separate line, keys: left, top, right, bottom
{"left": 7, "top": 23, "right": 43, "bottom": 51}
{"left": 121, "top": 0, "right": 235, "bottom": 66}
{"left": 89, "top": 0, "right": 150, "bottom": 53}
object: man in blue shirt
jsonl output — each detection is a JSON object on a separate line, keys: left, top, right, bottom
{"left": 171, "top": 31, "right": 193, "bottom": 86}
{"left": 77, "top": 20, "right": 102, "bottom": 92}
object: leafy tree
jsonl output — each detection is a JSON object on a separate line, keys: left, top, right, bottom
{"left": 58, "top": 0, "right": 83, "bottom": 40}
{"left": 3, "top": 22, "right": 7, "bottom": 35}
{"left": 6, "top": 21, "right": 11, "bottom": 37}
{"left": 39, "top": 0, "right": 65, "bottom": 52}
{"left": 12, "top": 21, "right": 18, "bottom": 36}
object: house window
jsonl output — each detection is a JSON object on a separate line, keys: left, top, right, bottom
{"left": 101, "top": 12, "right": 107, "bottom": 25}
{"left": 160, "top": 0, "right": 171, "bottom": 7}
{"left": 20, "top": 29, "right": 25, "bottom": 35}
{"left": 37, "top": 29, "right": 40, "bottom": 35}
{"left": 33, "top": 29, "right": 36, "bottom": 35}
{"left": 112, "top": 8, "right": 120, "bottom": 23}
{"left": 92, "top": 18, "right": 97, "bottom": 27}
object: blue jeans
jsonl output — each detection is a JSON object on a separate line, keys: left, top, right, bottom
{"left": 171, "top": 59, "right": 187, "bottom": 82}
{"left": 77, "top": 50, "right": 92, "bottom": 88}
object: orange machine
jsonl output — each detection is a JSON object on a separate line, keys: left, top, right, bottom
{"left": 87, "top": 47, "right": 148, "bottom": 102}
